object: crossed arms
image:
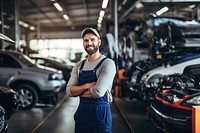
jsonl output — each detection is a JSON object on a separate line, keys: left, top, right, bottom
{"left": 69, "top": 82, "right": 96, "bottom": 98}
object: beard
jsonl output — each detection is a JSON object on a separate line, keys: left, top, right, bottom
{"left": 84, "top": 45, "right": 99, "bottom": 55}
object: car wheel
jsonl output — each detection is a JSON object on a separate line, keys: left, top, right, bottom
{"left": 14, "top": 84, "right": 38, "bottom": 110}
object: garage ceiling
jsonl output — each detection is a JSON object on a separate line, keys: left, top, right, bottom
{"left": 1, "top": 0, "right": 200, "bottom": 39}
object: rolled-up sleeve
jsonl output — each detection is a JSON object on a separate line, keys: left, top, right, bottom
{"left": 90, "top": 59, "right": 116, "bottom": 98}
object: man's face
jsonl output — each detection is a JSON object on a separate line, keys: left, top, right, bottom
{"left": 83, "top": 33, "right": 101, "bottom": 55}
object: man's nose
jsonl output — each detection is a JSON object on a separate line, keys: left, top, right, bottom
{"left": 88, "top": 40, "right": 93, "bottom": 45}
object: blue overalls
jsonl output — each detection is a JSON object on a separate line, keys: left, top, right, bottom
{"left": 74, "top": 58, "right": 112, "bottom": 133}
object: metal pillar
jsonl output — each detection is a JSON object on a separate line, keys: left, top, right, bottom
{"left": 15, "top": 0, "right": 20, "bottom": 50}
{"left": 0, "top": 0, "right": 4, "bottom": 49}
{"left": 114, "top": 0, "right": 118, "bottom": 59}
{"left": 198, "top": 5, "right": 200, "bottom": 20}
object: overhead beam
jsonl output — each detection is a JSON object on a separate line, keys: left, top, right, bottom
{"left": 27, "top": 0, "right": 57, "bottom": 24}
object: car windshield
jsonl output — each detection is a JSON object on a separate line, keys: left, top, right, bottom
{"left": 14, "top": 53, "right": 36, "bottom": 66}
{"left": 152, "top": 17, "right": 200, "bottom": 27}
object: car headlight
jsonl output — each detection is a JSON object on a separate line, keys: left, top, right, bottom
{"left": 181, "top": 94, "right": 200, "bottom": 107}
{"left": 48, "top": 73, "right": 63, "bottom": 80}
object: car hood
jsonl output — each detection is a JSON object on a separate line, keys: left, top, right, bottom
{"left": 25, "top": 65, "right": 61, "bottom": 74}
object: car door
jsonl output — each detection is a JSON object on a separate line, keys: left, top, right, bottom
{"left": 0, "top": 54, "right": 21, "bottom": 86}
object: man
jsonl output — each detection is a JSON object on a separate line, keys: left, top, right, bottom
{"left": 66, "top": 27, "right": 116, "bottom": 133}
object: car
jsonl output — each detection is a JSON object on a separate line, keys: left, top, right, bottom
{"left": 141, "top": 53, "right": 200, "bottom": 85}
{"left": 0, "top": 86, "right": 18, "bottom": 120}
{"left": 51, "top": 57, "right": 76, "bottom": 68}
{"left": 125, "top": 53, "right": 200, "bottom": 101}
{"left": 0, "top": 106, "right": 8, "bottom": 133}
{"left": 149, "top": 63, "right": 200, "bottom": 132}
{"left": 151, "top": 16, "right": 200, "bottom": 49}
{"left": 124, "top": 58, "right": 162, "bottom": 100}
{"left": 30, "top": 56, "right": 72, "bottom": 85}
{"left": 0, "top": 50, "right": 66, "bottom": 110}
{"left": 0, "top": 86, "right": 18, "bottom": 133}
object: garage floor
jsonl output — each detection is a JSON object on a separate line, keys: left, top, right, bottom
{"left": 7, "top": 92, "right": 163, "bottom": 133}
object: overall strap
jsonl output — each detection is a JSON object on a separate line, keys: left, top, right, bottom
{"left": 79, "top": 59, "right": 86, "bottom": 70}
{"left": 94, "top": 57, "right": 107, "bottom": 70}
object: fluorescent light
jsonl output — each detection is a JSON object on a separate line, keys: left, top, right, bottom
{"left": 98, "top": 17, "right": 103, "bottom": 24}
{"left": 102, "top": 0, "right": 109, "bottom": 9}
{"left": 118, "top": 5, "right": 122, "bottom": 11}
{"left": 189, "top": 4, "right": 196, "bottom": 9}
{"left": 54, "top": 3, "right": 63, "bottom": 11}
{"left": 97, "top": 23, "right": 101, "bottom": 28}
{"left": 156, "top": 6, "right": 169, "bottom": 16}
{"left": 156, "top": 10, "right": 162, "bottom": 16}
{"left": 99, "top": 10, "right": 105, "bottom": 17}
{"left": 136, "top": 2, "right": 143, "bottom": 9}
{"left": 160, "top": 6, "right": 169, "bottom": 12}
{"left": 19, "top": 20, "right": 35, "bottom": 30}
{"left": 122, "top": 0, "right": 127, "bottom": 5}
{"left": 3, "top": 25, "right": 10, "bottom": 29}
{"left": 30, "top": 26, "right": 35, "bottom": 30}
{"left": 19, "top": 20, "right": 29, "bottom": 28}
{"left": 63, "top": 14, "right": 69, "bottom": 20}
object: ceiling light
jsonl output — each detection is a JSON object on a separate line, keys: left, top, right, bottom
{"left": 30, "top": 26, "right": 35, "bottom": 30}
{"left": 102, "top": 0, "right": 109, "bottom": 9}
{"left": 189, "top": 4, "right": 196, "bottom": 9}
{"left": 156, "top": 10, "right": 162, "bottom": 16}
{"left": 98, "top": 17, "right": 103, "bottom": 24}
{"left": 99, "top": 10, "right": 105, "bottom": 17}
{"left": 118, "top": 5, "right": 122, "bottom": 11}
{"left": 3, "top": 25, "right": 10, "bottom": 29}
{"left": 54, "top": 2, "right": 63, "bottom": 12}
{"left": 19, "top": 20, "right": 35, "bottom": 30}
{"left": 136, "top": 2, "right": 143, "bottom": 9}
{"left": 122, "top": 0, "right": 127, "bottom": 5}
{"left": 63, "top": 14, "right": 69, "bottom": 20}
{"left": 156, "top": 6, "right": 169, "bottom": 16}
{"left": 160, "top": 6, "right": 169, "bottom": 12}
{"left": 19, "top": 20, "right": 29, "bottom": 28}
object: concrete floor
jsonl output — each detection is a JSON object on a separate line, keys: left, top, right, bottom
{"left": 7, "top": 93, "right": 163, "bottom": 133}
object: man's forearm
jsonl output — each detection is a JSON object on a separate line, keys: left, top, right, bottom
{"left": 69, "top": 85, "right": 88, "bottom": 97}
{"left": 70, "top": 82, "right": 96, "bottom": 97}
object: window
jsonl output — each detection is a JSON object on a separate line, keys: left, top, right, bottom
{"left": 0, "top": 54, "right": 21, "bottom": 68}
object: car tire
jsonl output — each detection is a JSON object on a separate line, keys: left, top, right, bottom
{"left": 14, "top": 84, "right": 38, "bottom": 110}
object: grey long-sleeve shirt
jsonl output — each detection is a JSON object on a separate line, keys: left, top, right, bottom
{"left": 66, "top": 55, "right": 116, "bottom": 102}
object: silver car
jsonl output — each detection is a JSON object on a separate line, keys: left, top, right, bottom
{"left": 0, "top": 50, "right": 66, "bottom": 110}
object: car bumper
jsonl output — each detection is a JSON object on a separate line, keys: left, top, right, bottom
{"left": 41, "top": 80, "right": 66, "bottom": 98}
{"left": 150, "top": 101, "right": 192, "bottom": 132}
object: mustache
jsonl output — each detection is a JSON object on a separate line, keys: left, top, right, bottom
{"left": 86, "top": 45, "right": 95, "bottom": 48}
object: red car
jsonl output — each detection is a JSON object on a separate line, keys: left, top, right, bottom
{"left": 149, "top": 64, "right": 200, "bottom": 133}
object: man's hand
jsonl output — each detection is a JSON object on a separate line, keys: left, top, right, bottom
{"left": 83, "top": 82, "right": 96, "bottom": 89}
{"left": 81, "top": 82, "right": 96, "bottom": 98}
